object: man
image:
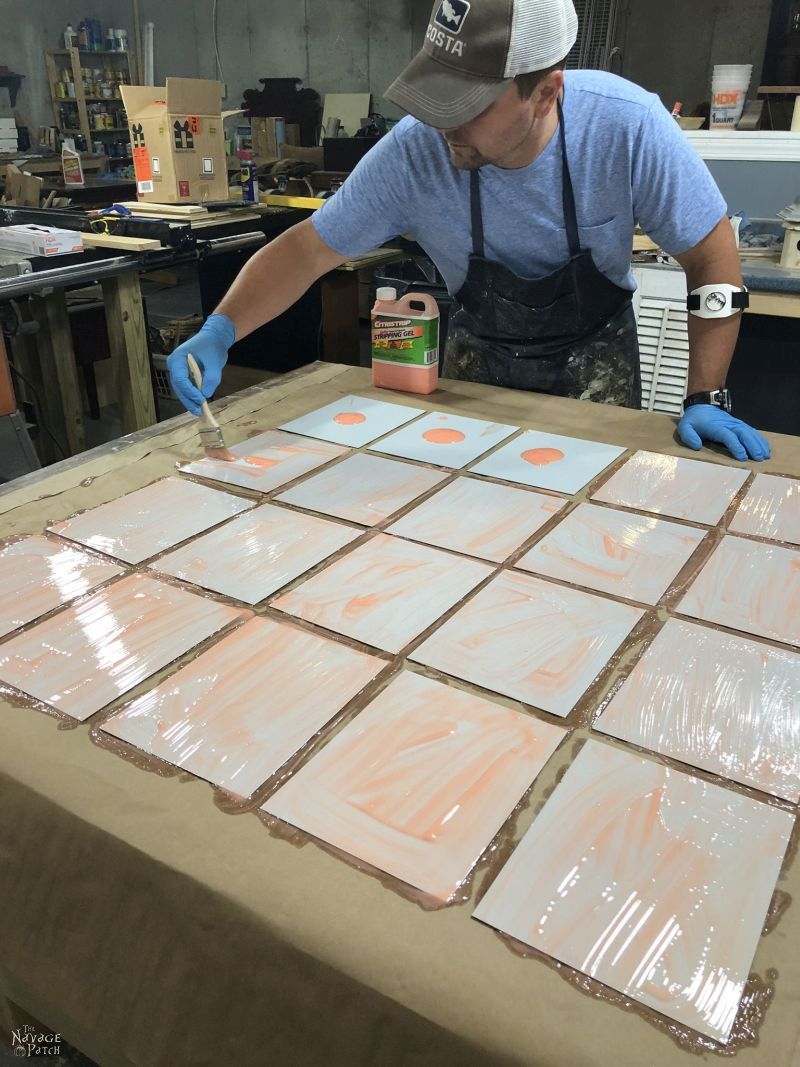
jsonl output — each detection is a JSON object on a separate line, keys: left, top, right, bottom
{"left": 169, "top": 0, "right": 770, "bottom": 463}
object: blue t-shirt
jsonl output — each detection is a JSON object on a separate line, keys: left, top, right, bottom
{"left": 312, "top": 71, "right": 727, "bottom": 296}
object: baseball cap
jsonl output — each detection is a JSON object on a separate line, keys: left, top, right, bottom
{"left": 386, "top": 0, "right": 579, "bottom": 129}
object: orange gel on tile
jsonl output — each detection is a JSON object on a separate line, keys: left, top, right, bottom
{"left": 334, "top": 412, "right": 367, "bottom": 426}
{"left": 241, "top": 455, "right": 280, "bottom": 469}
{"left": 423, "top": 428, "right": 466, "bottom": 445}
{"left": 521, "top": 448, "right": 565, "bottom": 467}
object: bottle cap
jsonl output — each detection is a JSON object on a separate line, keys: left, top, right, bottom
{"left": 376, "top": 287, "right": 397, "bottom": 301}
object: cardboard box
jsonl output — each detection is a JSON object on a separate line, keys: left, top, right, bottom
{"left": 120, "top": 78, "right": 240, "bottom": 203}
{"left": 0, "top": 225, "right": 83, "bottom": 257}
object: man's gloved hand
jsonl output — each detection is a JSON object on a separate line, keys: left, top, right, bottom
{"left": 166, "top": 314, "right": 236, "bottom": 415}
{"left": 677, "top": 404, "right": 771, "bottom": 462}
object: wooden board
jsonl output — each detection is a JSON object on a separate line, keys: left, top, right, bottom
{"left": 339, "top": 247, "right": 404, "bottom": 272}
{"left": 260, "top": 193, "right": 325, "bottom": 210}
{"left": 747, "top": 291, "right": 800, "bottom": 319}
{"left": 633, "top": 234, "right": 660, "bottom": 253}
{"left": 116, "top": 201, "right": 210, "bottom": 216}
{"left": 189, "top": 211, "right": 261, "bottom": 229}
{"left": 81, "top": 232, "right": 162, "bottom": 251}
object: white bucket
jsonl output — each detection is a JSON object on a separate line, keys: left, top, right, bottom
{"left": 710, "top": 66, "right": 752, "bottom": 129}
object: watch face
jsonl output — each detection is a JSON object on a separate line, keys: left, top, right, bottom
{"left": 705, "top": 291, "right": 727, "bottom": 313}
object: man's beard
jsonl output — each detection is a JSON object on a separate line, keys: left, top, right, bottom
{"left": 445, "top": 142, "right": 489, "bottom": 170}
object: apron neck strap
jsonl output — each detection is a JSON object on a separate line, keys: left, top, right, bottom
{"left": 469, "top": 169, "right": 485, "bottom": 259}
{"left": 468, "top": 95, "right": 581, "bottom": 259}
{"left": 557, "top": 97, "right": 581, "bottom": 256}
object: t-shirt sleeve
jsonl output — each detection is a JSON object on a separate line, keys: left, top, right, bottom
{"left": 631, "top": 100, "right": 728, "bottom": 256}
{"left": 311, "top": 126, "right": 412, "bottom": 257}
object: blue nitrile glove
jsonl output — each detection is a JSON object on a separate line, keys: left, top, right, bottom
{"left": 677, "top": 405, "right": 771, "bottom": 462}
{"left": 166, "top": 314, "right": 236, "bottom": 416}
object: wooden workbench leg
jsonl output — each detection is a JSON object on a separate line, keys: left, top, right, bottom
{"left": 8, "top": 311, "right": 55, "bottom": 465}
{"left": 29, "top": 291, "right": 86, "bottom": 458}
{"left": 101, "top": 272, "right": 157, "bottom": 433}
{"left": 320, "top": 272, "right": 362, "bottom": 366}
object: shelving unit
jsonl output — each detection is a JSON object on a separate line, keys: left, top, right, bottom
{"left": 44, "top": 47, "right": 133, "bottom": 167}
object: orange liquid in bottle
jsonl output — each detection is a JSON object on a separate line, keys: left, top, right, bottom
{"left": 371, "top": 287, "right": 439, "bottom": 395}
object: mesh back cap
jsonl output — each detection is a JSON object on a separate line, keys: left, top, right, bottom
{"left": 386, "top": 0, "right": 578, "bottom": 129}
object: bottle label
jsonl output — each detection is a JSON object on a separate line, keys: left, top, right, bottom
{"left": 371, "top": 313, "right": 439, "bottom": 368}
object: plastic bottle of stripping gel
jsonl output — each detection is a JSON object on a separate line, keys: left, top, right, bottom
{"left": 371, "top": 287, "right": 439, "bottom": 394}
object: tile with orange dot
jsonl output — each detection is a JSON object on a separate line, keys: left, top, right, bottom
{"left": 369, "top": 411, "right": 518, "bottom": 469}
{"left": 279, "top": 395, "right": 425, "bottom": 447}
{"left": 470, "top": 430, "right": 625, "bottom": 494}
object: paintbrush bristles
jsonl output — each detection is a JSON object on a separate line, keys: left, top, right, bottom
{"left": 198, "top": 424, "right": 227, "bottom": 451}
{"left": 186, "top": 352, "right": 235, "bottom": 461}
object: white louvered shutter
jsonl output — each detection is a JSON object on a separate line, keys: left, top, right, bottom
{"left": 632, "top": 267, "right": 690, "bottom": 417}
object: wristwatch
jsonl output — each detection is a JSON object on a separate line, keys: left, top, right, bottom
{"left": 683, "top": 389, "right": 732, "bottom": 413}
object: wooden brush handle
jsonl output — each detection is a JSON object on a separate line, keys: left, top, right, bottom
{"left": 186, "top": 354, "right": 220, "bottom": 429}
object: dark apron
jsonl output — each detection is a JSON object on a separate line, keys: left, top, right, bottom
{"left": 443, "top": 100, "right": 641, "bottom": 409}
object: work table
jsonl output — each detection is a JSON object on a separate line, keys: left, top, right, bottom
{"left": 0, "top": 364, "right": 798, "bottom": 1067}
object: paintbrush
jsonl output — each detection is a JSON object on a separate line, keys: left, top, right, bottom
{"left": 186, "top": 354, "right": 236, "bottom": 461}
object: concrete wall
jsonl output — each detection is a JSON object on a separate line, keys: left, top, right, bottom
{"left": 8, "top": 0, "right": 775, "bottom": 135}
{"left": 616, "top": 0, "right": 773, "bottom": 114}
{"left": 7, "top": 0, "right": 431, "bottom": 134}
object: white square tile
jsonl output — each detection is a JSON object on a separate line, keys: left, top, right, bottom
{"left": 369, "top": 411, "right": 518, "bottom": 468}
{"left": 279, "top": 394, "right": 424, "bottom": 446}
{"left": 265, "top": 671, "right": 567, "bottom": 900}
{"left": 0, "top": 574, "right": 245, "bottom": 721}
{"left": 474, "top": 740, "right": 795, "bottom": 1044}
{"left": 387, "top": 477, "right": 566, "bottom": 563}
{"left": 516, "top": 503, "right": 706, "bottom": 604}
{"left": 0, "top": 536, "right": 122, "bottom": 640}
{"left": 151, "top": 503, "right": 360, "bottom": 603}
{"left": 595, "top": 619, "right": 800, "bottom": 802}
{"left": 470, "top": 430, "right": 625, "bottom": 494}
{"left": 103, "top": 616, "right": 385, "bottom": 797}
{"left": 412, "top": 571, "right": 643, "bottom": 717}
{"left": 728, "top": 473, "right": 800, "bottom": 546}
{"left": 276, "top": 453, "right": 448, "bottom": 526}
{"left": 678, "top": 535, "right": 800, "bottom": 647}
{"left": 179, "top": 430, "right": 348, "bottom": 493}
{"left": 273, "top": 533, "right": 492, "bottom": 654}
{"left": 49, "top": 477, "right": 254, "bottom": 564}
{"left": 592, "top": 451, "right": 749, "bottom": 526}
